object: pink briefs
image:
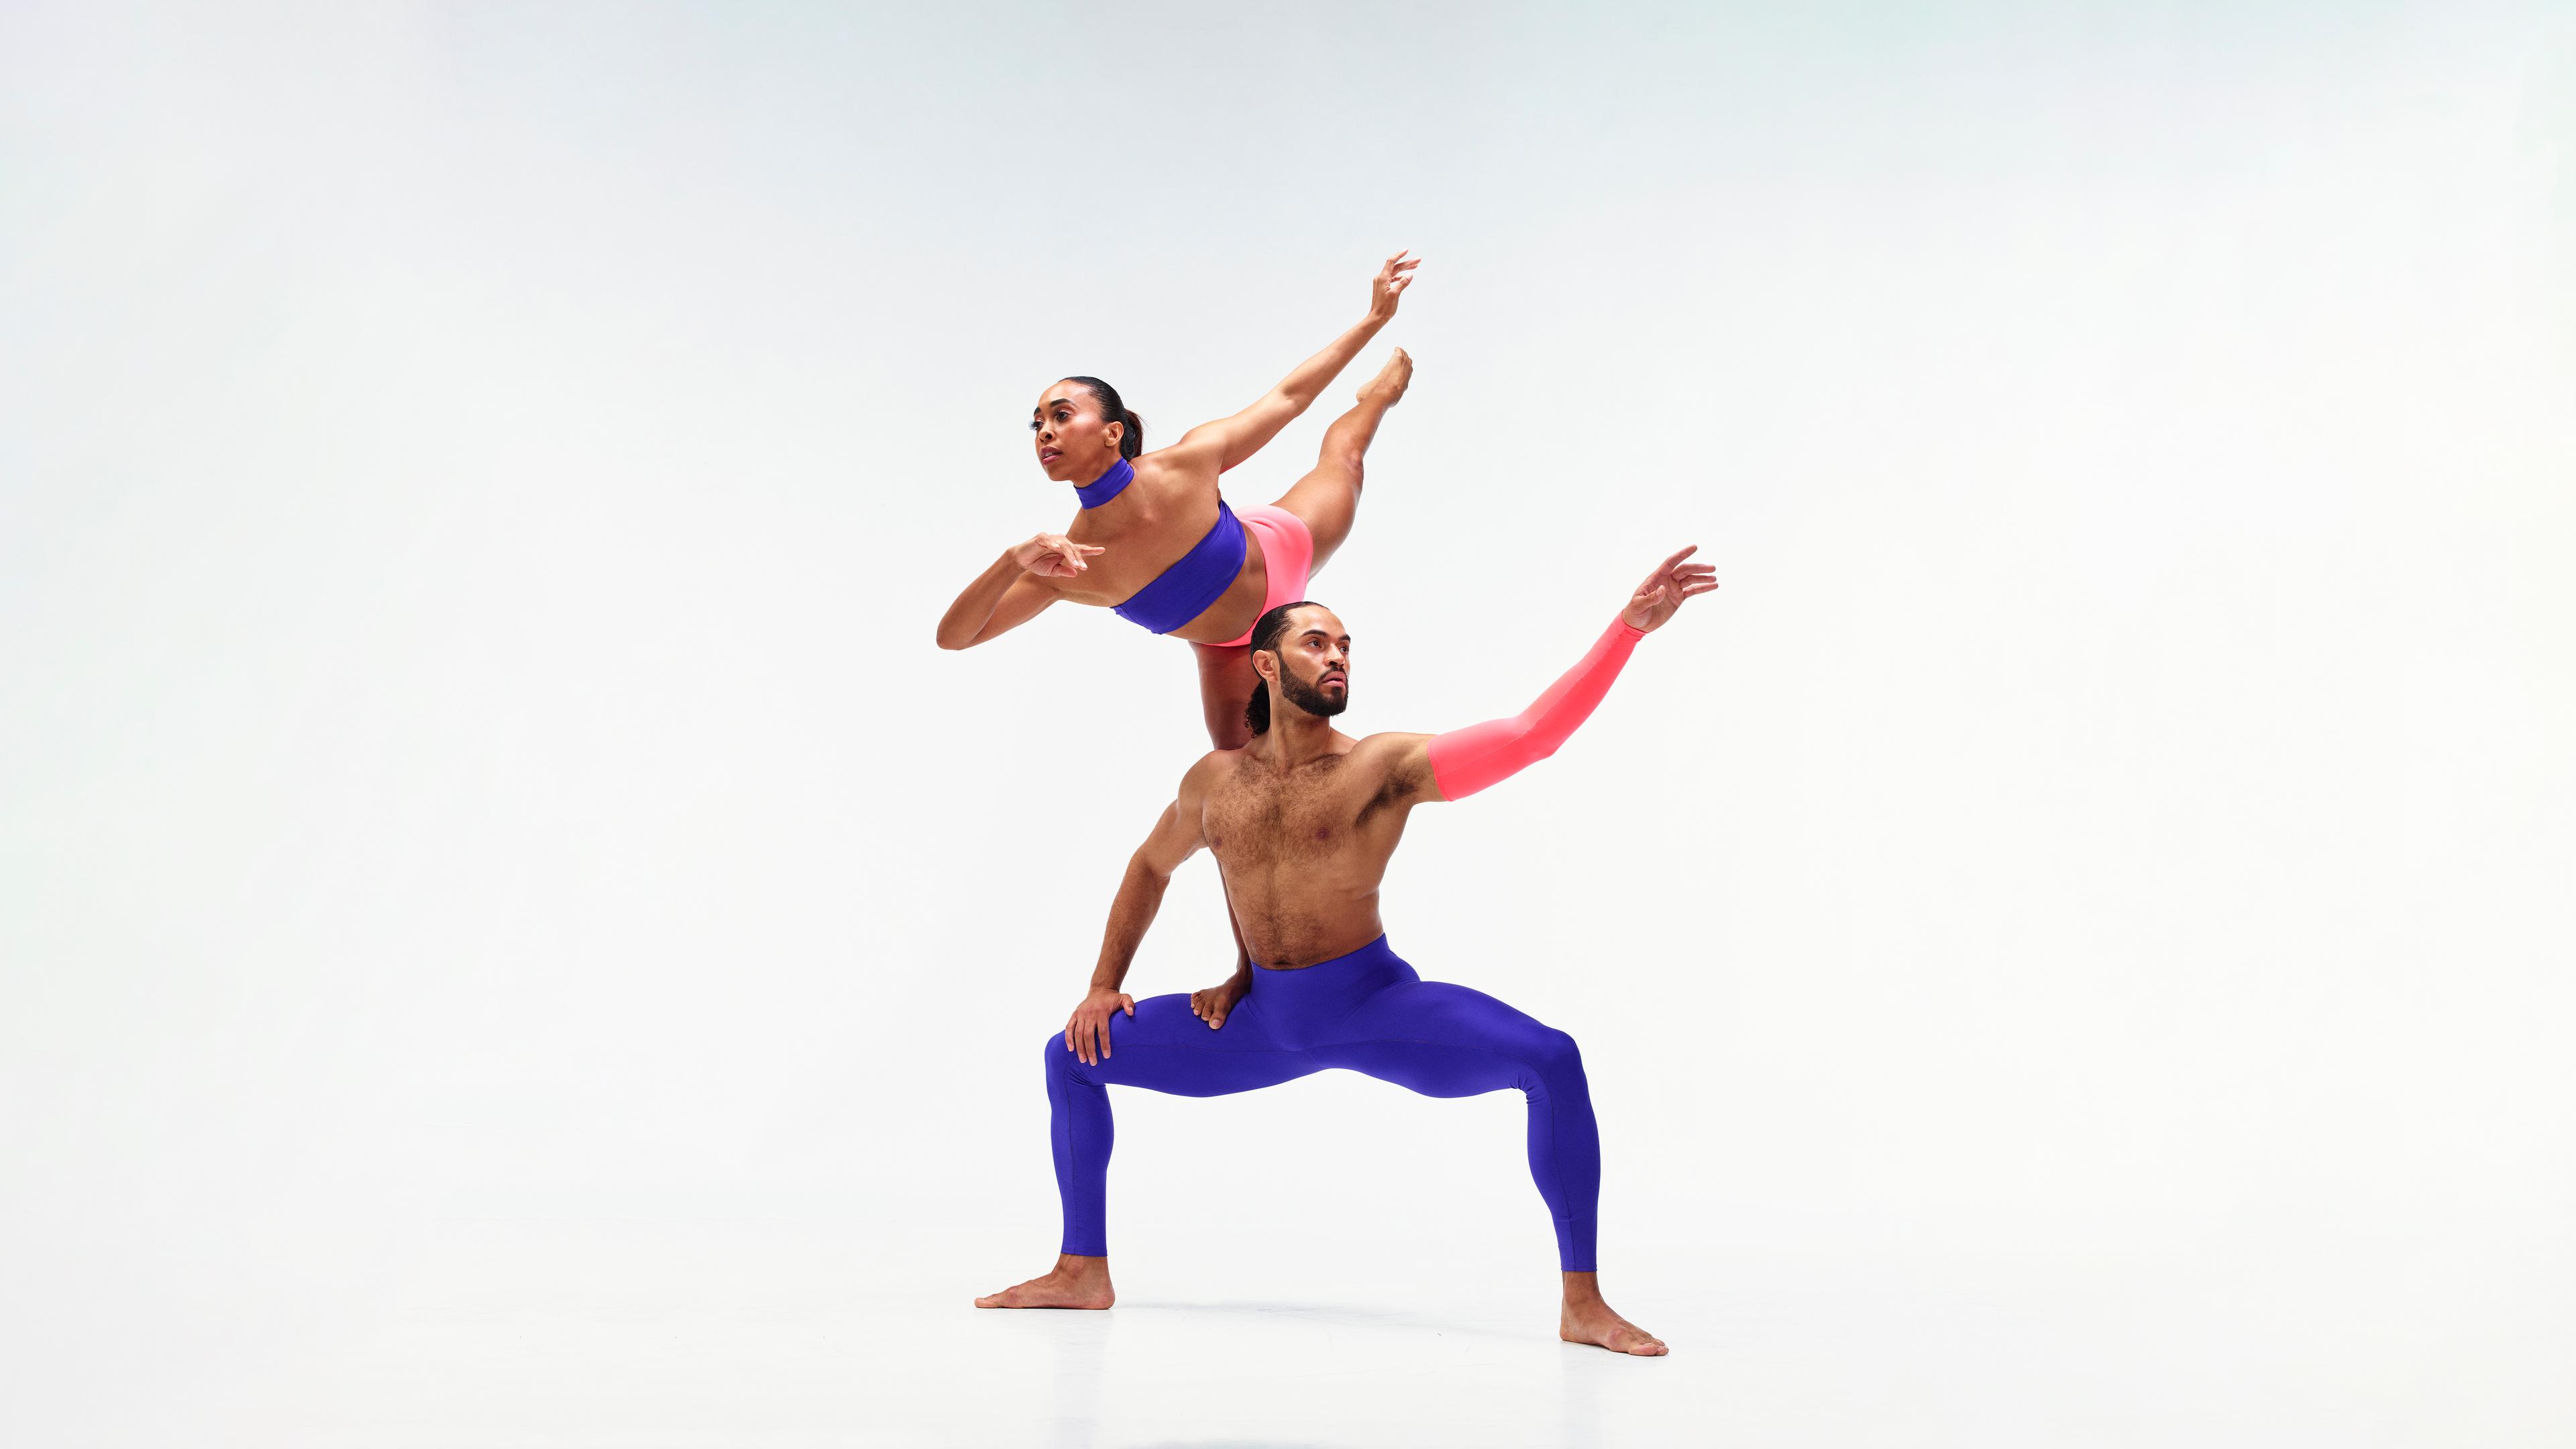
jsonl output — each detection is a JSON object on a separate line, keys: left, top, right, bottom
{"left": 1214, "top": 504, "right": 1316, "bottom": 647}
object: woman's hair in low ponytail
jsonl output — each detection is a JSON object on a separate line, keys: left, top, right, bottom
{"left": 1064, "top": 376, "right": 1144, "bottom": 459}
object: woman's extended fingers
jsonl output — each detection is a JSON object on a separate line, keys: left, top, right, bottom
{"left": 1374, "top": 252, "right": 1419, "bottom": 311}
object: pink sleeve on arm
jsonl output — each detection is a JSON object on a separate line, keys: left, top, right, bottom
{"left": 1425, "top": 616, "right": 1647, "bottom": 800}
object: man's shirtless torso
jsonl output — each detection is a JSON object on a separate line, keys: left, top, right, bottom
{"left": 1189, "top": 730, "right": 1434, "bottom": 967}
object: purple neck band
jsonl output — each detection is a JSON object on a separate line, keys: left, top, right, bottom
{"left": 1073, "top": 456, "right": 1134, "bottom": 508}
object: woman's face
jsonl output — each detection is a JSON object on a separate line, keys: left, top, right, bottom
{"left": 1030, "top": 380, "right": 1123, "bottom": 483}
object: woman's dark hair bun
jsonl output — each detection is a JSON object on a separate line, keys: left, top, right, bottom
{"left": 1065, "top": 376, "right": 1144, "bottom": 459}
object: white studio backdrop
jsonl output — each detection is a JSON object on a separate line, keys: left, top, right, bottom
{"left": 3, "top": 2, "right": 2571, "bottom": 1444}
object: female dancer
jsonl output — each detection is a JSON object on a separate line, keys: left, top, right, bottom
{"left": 936, "top": 252, "right": 1417, "bottom": 749}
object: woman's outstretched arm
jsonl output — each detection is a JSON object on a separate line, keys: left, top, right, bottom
{"left": 936, "top": 533, "right": 1097, "bottom": 649}
{"left": 1167, "top": 251, "right": 1418, "bottom": 474}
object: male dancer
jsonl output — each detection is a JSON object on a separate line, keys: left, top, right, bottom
{"left": 975, "top": 546, "right": 1719, "bottom": 1356}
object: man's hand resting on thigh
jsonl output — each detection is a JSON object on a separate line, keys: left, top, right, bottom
{"left": 1190, "top": 973, "right": 1250, "bottom": 1030}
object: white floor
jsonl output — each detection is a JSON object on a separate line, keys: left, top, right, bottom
{"left": 26, "top": 1214, "right": 2557, "bottom": 1448}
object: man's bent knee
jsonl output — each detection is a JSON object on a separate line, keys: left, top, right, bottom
{"left": 1043, "top": 1033, "right": 1085, "bottom": 1081}
{"left": 1531, "top": 1027, "right": 1585, "bottom": 1083}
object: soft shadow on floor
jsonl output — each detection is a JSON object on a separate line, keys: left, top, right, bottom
{"left": 1112, "top": 1298, "right": 1525, "bottom": 1342}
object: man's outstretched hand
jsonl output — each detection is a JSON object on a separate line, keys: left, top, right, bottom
{"left": 1620, "top": 545, "right": 1719, "bottom": 633}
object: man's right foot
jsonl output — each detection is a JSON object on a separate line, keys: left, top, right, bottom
{"left": 1358, "top": 347, "right": 1413, "bottom": 407}
{"left": 973, "top": 1256, "right": 1114, "bottom": 1310}
{"left": 1560, "top": 1295, "right": 1666, "bottom": 1355}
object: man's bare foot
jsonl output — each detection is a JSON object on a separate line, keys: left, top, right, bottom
{"left": 1560, "top": 1273, "right": 1667, "bottom": 1356}
{"left": 974, "top": 1254, "right": 1114, "bottom": 1310}
{"left": 1358, "top": 347, "right": 1413, "bottom": 407}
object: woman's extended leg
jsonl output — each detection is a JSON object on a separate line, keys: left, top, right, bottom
{"left": 1269, "top": 347, "right": 1412, "bottom": 576}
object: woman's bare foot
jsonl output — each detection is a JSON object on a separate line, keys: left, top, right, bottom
{"left": 1357, "top": 347, "right": 1413, "bottom": 406}
{"left": 1559, "top": 1273, "right": 1667, "bottom": 1356}
{"left": 974, "top": 1253, "right": 1114, "bottom": 1309}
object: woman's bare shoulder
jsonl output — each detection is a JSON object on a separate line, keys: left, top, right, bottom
{"left": 1138, "top": 431, "right": 1225, "bottom": 484}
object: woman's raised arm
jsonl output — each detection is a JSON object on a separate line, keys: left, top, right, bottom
{"left": 1168, "top": 252, "right": 1418, "bottom": 474}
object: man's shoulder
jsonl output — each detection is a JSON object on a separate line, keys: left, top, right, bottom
{"left": 1341, "top": 732, "right": 1436, "bottom": 788}
{"left": 1181, "top": 747, "right": 1249, "bottom": 790}
{"left": 1348, "top": 730, "right": 1436, "bottom": 759}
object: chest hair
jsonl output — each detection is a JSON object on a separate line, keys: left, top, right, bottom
{"left": 1205, "top": 752, "right": 1417, "bottom": 869}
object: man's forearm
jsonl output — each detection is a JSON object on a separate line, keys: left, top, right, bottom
{"left": 1089, "top": 853, "right": 1173, "bottom": 990}
{"left": 1425, "top": 615, "right": 1646, "bottom": 801}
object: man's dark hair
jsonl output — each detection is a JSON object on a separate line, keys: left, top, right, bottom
{"left": 1062, "top": 376, "right": 1144, "bottom": 459}
{"left": 1242, "top": 600, "right": 1322, "bottom": 735}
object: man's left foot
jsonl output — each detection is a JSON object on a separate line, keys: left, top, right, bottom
{"left": 1560, "top": 1297, "right": 1668, "bottom": 1356}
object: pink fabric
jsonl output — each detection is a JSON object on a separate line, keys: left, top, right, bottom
{"left": 1425, "top": 616, "right": 1646, "bottom": 801}
{"left": 1214, "top": 504, "right": 1316, "bottom": 647}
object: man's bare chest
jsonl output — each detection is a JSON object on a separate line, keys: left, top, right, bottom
{"left": 1203, "top": 756, "right": 1403, "bottom": 870}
